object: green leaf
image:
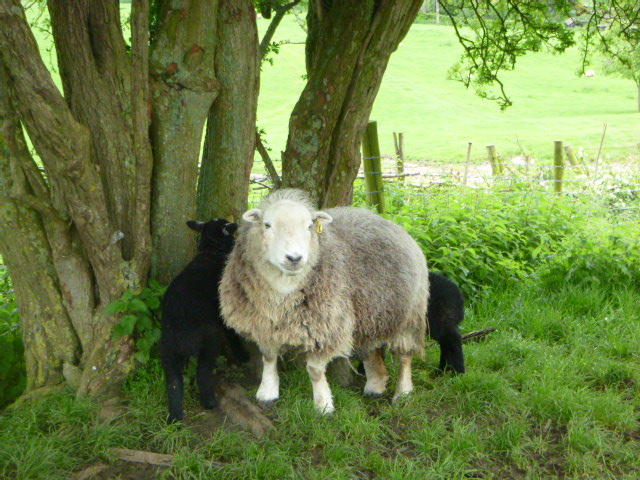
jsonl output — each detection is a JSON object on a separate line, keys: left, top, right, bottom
{"left": 104, "top": 301, "right": 127, "bottom": 315}
{"left": 136, "top": 351, "right": 150, "bottom": 364}
{"left": 129, "top": 298, "right": 150, "bottom": 313}
{"left": 113, "top": 314, "right": 137, "bottom": 338}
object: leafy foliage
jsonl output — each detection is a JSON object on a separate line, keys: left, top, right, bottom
{"left": 108, "top": 280, "right": 166, "bottom": 364}
{"left": 355, "top": 182, "right": 581, "bottom": 300}
{"left": 0, "top": 265, "right": 25, "bottom": 409}
{"left": 439, "top": 0, "right": 576, "bottom": 108}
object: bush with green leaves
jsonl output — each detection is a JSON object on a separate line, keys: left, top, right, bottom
{"left": 355, "top": 182, "right": 584, "bottom": 300}
{"left": 108, "top": 280, "right": 166, "bottom": 364}
{"left": 0, "top": 265, "right": 26, "bottom": 409}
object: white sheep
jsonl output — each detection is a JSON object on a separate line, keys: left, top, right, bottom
{"left": 220, "top": 189, "right": 429, "bottom": 414}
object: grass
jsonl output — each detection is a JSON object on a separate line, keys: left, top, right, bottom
{"left": 2, "top": 258, "right": 639, "bottom": 479}
{"left": 258, "top": 16, "right": 640, "bottom": 165}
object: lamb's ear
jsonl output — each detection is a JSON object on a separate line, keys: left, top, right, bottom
{"left": 186, "top": 220, "right": 206, "bottom": 232}
{"left": 242, "top": 209, "right": 262, "bottom": 223}
{"left": 314, "top": 211, "right": 333, "bottom": 225}
{"left": 223, "top": 222, "right": 238, "bottom": 236}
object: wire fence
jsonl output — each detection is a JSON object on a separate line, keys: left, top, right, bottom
{"left": 249, "top": 143, "right": 640, "bottom": 228}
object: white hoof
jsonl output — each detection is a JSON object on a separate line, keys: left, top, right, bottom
{"left": 364, "top": 378, "right": 387, "bottom": 397}
{"left": 315, "top": 396, "right": 335, "bottom": 415}
{"left": 392, "top": 384, "right": 413, "bottom": 404}
{"left": 256, "top": 378, "right": 279, "bottom": 403}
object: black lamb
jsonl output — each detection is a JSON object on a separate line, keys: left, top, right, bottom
{"left": 160, "top": 219, "right": 249, "bottom": 423}
{"left": 427, "top": 272, "right": 465, "bottom": 374}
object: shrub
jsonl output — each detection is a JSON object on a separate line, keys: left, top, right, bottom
{"left": 0, "top": 265, "right": 26, "bottom": 409}
{"left": 108, "top": 280, "right": 166, "bottom": 364}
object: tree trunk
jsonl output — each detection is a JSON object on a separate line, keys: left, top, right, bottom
{"left": 282, "top": 0, "right": 422, "bottom": 207}
{"left": 149, "top": 0, "right": 221, "bottom": 284}
{"left": 0, "top": 74, "right": 79, "bottom": 392}
{"left": 0, "top": 0, "right": 152, "bottom": 398}
{"left": 196, "top": 0, "right": 260, "bottom": 223}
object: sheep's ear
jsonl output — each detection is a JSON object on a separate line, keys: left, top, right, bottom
{"left": 242, "top": 209, "right": 262, "bottom": 223}
{"left": 314, "top": 211, "right": 333, "bottom": 225}
{"left": 223, "top": 222, "right": 238, "bottom": 236}
{"left": 186, "top": 220, "right": 206, "bottom": 232}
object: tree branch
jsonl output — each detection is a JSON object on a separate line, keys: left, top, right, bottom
{"left": 255, "top": 131, "right": 281, "bottom": 188}
{"left": 259, "top": 0, "right": 301, "bottom": 60}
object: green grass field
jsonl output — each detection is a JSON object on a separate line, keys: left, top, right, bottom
{"left": 258, "top": 17, "right": 640, "bottom": 165}
{"left": 2, "top": 275, "right": 639, "bottom": 479}
{"left": 2, "top": 181, "right": 640, "bottom": 479}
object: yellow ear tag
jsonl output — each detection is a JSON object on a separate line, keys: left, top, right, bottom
{"left": 316, "top": 220, "right": 323, "bottom": 234}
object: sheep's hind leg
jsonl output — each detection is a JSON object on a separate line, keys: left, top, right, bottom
{"left": 256, "top": 349, "right": 280, "bottom": 405}
{"left": 362, "top": 348, "right": 388, "bottom": 397}
{"left": 306, "top": 355, "right": 334, "bottom": 414}
{"left": 197, "top": 350, "right": 218, "bottom": 410}
{"left": 392, "top": 355, "right": 414, "bottom": 403}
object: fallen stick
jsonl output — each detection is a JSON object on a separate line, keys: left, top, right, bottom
{"left": 68, "top": 463, "right": 108, "bottom": 480}
{"left": 111, "top": 448, "right": 174, "bottom": 467}
{"left": 461, "top": 328, "right": 496, "bottom": 343}
{"left": 111, "top": 448, "right": 227, "bottom": 469}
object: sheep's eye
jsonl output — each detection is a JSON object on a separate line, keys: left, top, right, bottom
{"left": 308, "top": 223, "right": 313, "bottom": 230}
{"left": 264, "top": 222, "right": 271, "bottom": 229}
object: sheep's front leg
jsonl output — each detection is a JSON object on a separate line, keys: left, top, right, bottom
{"left": 256, "top": 348, "right": 279, "bottom": 405}
{"left": 306, "top": 355, "right": 334, "bottom": 414}
{"left": 393, "top": 354, "right": 414, "bottom": 403}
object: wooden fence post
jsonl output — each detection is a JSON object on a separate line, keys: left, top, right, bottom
{"left": 564, "top": 145, "right": 588, "bottom": 177}
{"left": 393, "top": 132, "right": 405, "bottom": 182}
{"left": 362, "top": 121, "right": 385, "bottom": 214}
{"left": 486, "top": 145, "right": 500, "bottom": 177}
{"left": 463, "top": 142, "right": 472, "bottom": 188}
{"left": 553, "top": 140, "right": 564, "bottom": 194}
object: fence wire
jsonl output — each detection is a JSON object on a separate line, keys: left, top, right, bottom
{"left": 249, "top": 147, "right": 640, "bottom": 231}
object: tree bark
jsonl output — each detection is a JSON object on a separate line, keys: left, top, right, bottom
{"left": 149, "top": 0, "right": 221, "bottom": 283}
{"left": 282, "top": 0, "right": 422, "bottom": 207}
{"left": 0, "top": 70, "right": 80, "bottom": 391}
{"left": 196, "top": 0, "right": 260, "bottom": 223}
{"left": 0, "top": 0, "right": 152, "bottom": 398}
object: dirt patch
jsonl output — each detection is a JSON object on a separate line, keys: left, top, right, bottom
{"left": 188, "top": 382, "right": 274, "bottom": 439}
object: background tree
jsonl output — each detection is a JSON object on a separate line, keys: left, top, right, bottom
{"left": 592, "top": 10, "right": 640, "bottom": 111}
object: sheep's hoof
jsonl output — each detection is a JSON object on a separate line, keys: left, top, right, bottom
{"left": 315, "top": 403, "right": 335, "bottom": 415}
{"left": 364, "top": 391, "right": 383, "bottom": 399}
{"left": 258, "top": 398, "right": 278, "bottom": 408}
{"left": 392, "top": 390, "right": 412, "bottom": 405}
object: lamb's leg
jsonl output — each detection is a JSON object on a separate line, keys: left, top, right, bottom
{"left": 306, "top": 355, "right": 334, "bottom": 414}
{"left": 196, "top": 350, "right": 218, "bottom": 410}
{"left": 393, "top": 354, "right": 414, "bottom": 403}
{"left": 256, "top": 349, "right": 279, "bottom": 405}
{"left": 362, "top": 348, "right": 388, "bottom": 397}
{"left": 163, "top": 353, "right": 187, "bottom": 423}
{"left": 439, "top": 329, "right": 465, "bottom": 374}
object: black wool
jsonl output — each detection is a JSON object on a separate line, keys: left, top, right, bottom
{"left": 427, "top": 272, "right": 465, "bottom": 374}
{"left": 160, "top": 219, "right": 249, "bottom": 423}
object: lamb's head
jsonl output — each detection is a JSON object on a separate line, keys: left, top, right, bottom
{"left": 242, "top": 189, "right": 332, "bottom": 276}
{"left": 187, "top": 218, "right": 238, "bottom": 253}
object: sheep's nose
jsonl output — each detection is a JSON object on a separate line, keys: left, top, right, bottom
{"left": 286, "top": 254, "right": 302, "bottom": 265}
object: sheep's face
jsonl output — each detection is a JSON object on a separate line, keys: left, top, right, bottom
{"left": 243, "top": 201, "right": 332, "bottom": 276}
{"left": 186, "top": 218, "right": 238, "bottom": 253}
